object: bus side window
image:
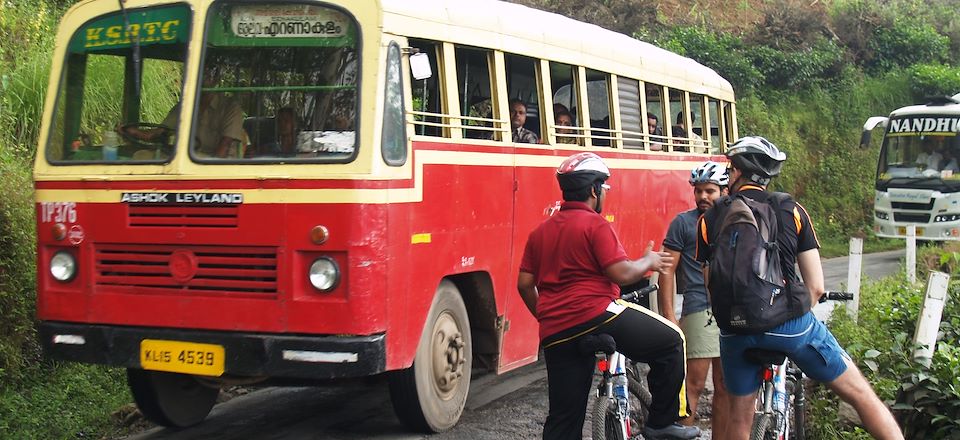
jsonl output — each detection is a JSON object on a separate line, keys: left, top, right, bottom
{"left": 617, "top": 76, "right": 643, "bottom": 149}
{"left": 645, "top": 83, "right": 666, "bottom": 150}
{"left": 708, "top": 97, "right": 723, "bottom": 154}
{"left": 454, "top": 45, "right": 496, "bottom": 140}
{"left": 585, "top": 68, "right": 611, "bottom": 147}
{"left": 551, "top": 62, "right": 581, "bottom": 145}
{"left": 505, "top": 54, "right": 542, "bottom": 142}
{"left": 409, "top": 39, "right": 443, "bottom": 137}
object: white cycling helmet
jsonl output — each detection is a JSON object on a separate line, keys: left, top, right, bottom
{"left": 689, "top": 161, "right": 729, "bottom": 187}
{"left": 556, "top": 152, "right": 610, "bottom": 191}
{"left": 726, "top": 136, "right": 786, "bottom": 185}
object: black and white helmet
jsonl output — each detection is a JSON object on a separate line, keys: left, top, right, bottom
{"left": 726, "top": 136, "right": 786, "bottom": 185}
{"left": 689, "top": 161, "right": 729, "bottom": 187}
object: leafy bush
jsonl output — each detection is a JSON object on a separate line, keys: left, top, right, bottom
{"left": 809, "top": 245, "right": 960, "bottom": 438}
{"left": 907, "top": 63, "right": 960, "bottom": 99}
{"left": 868, "top": 17, "right": 949, "bottom": 72}
{"left": 0, "top": 146, "right": 38, "bottom": 384}
{"left": 654, "top": 26, "right": 764, "bottom": 92}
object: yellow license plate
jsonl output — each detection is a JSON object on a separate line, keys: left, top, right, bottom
{"left": 140, "top": 339, "right": 225, "bottom": 377}
{"left": 897, "top": 226, "right": 925, "bottom": 236}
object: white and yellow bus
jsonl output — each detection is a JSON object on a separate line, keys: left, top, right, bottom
{"left": 35, "top": 0, "right": 737, "bottom": 431}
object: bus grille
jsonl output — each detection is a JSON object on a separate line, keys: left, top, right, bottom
{"left": 128, "top": 204, "right": 239, "bottom": 228}
{"left": 891, "top": 201, "right": 935, "bottom": 210}
{"left": 893, "top": 213, "right": 931, "bottom": 223}
{"left": 95, "top": 244, "right": 278, "bottom": 296}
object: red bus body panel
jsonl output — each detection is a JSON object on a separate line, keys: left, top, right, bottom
{"left": 36, "top": 141, "right": 715, "bottom": 374}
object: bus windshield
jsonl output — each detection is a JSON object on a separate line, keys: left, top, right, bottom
{"left": 47, "top": 2, "right": 360, "bottom": 164}
{"left": 196, "top": 3, "right": 359, "bottom": 162}
{"left": 877, "top": 120, "right": 960, "bottom": 189}
{"left": 48, "top": 4, "right": 190, "bottom": 163}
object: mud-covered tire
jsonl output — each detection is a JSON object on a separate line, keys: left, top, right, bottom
{"left": 388, "top": 280, "right": 472, "bottom": 432}
{"left": 591, "top": 394, "right": 627, "bottom": 440}
{"left": 627, "top": 362, "right": 652, "bottom": 428}
{"left": 127, "top": 368, "right": 219, "bottom": 428}
{"left": 750, "top": 413, "right": 773, "bottom": 440}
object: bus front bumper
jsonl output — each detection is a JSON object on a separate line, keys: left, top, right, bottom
{"left": 39, "top": 321, "right": 386, "bottom": 379}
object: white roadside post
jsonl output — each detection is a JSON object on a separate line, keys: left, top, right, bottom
{"left": 906, "top": 225, "right": 917, "bottom": 284}
{"left": 847, "top": 237, "right": 863, "bottom": 321}
{"left": 913, "top": 271, "right": 950, "bottom": 367}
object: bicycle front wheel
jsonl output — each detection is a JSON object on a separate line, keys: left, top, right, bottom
{"left": 750, "top": 413, "right": 773, "bottom": 440}
{"left": 591, "top": 394, "right": 626, "bottom": 440}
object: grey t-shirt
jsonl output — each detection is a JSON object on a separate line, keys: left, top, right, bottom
{"left": 662, "top": 208, "right": 709, "bottom": 316}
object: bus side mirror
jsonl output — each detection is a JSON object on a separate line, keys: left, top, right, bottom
{"left": 409, "top": 53, "right": 432, "bottom": 81}
{"left": 860, "top": 116, "right": 888, "bottom": 149}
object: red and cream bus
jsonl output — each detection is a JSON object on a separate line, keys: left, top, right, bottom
{"left": 34, "top": 0, "right": 737, "bottom": 431}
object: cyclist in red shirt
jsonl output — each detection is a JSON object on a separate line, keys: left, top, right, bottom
{"left": 518, "top": 152, "right": 700, "bottom": 440}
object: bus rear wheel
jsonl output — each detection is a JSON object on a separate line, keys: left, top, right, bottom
{"left": 127, "top": 368, "right": 219, "bottom": 428}
{"left": 388, "top": 280, "right": 472, "bottom": 432}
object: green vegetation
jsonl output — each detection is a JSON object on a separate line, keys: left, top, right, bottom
{"left": 2, "top": 0, "right": 960, "bottom": 437}
{"left": 811, "top": 244, "right": 960, "bottom": 439}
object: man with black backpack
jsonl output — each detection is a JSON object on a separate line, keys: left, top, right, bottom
{"left": 695, "top": 137, "right": 903, "bottom": 439}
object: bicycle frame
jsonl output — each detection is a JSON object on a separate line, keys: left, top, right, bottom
{"left": 595, "top": 350, "right": 632, "bottom": 439}
{"left": 757, "top": 358, "right": 791, "bottom": 439}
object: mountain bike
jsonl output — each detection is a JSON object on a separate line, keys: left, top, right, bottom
{"left": 581, "top": 284, "right": 657, "bottom": 440}
{"left": 747, "top": 291, "right": 855, "bottom": 440}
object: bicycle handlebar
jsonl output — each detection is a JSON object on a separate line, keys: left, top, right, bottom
{"left": 820, "top": 291, "right": 854, "bottom": 303}
{"left": 621, "top": 284, "right": 658, "bottom": 303}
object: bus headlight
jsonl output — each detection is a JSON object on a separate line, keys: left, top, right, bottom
{"left": 308, "top": 257, "right": 340, "bottom": 291}
{"left": 875, "top": 211, "right": 889, "bottom": 220}
{"left": 934, "top": 214, "right": 960, "bottom": 222}
{"left": 50, "top": 251, "right": 77, "bottom": 282}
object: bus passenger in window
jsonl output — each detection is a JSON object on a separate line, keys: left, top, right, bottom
{"left": 675, "top": 112, "right": 705, "bottom": 152}
{"left": 510, "top": 98, "right": 540, "bottom": 144}
{"left": 672, "top": 126, "right": 690, "bottom": 153}
{"left": 262, "top": 107, "right": 298, "bottom": 156}
{"left": 648, "top": 112, "right": 664, "bottom": 151}
{"left": 916, "top": 137, "right": 944, "bottom": 173}
{"left": 555, "top": 110, "right": 578, "bottom": 144}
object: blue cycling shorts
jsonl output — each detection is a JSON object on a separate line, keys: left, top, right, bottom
{"left": 720, "top": 311, "right": 850, "bottom": 396}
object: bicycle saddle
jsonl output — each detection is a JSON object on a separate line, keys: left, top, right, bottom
{"left": 578, "top": 334, "right": 616, "bottom": 356}
{"left": 744, "top": 348, "right": 787, "bottom": 365}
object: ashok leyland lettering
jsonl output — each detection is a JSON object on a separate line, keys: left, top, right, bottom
{"left": 862, "top": 95, "right": 960, "bottom": 241}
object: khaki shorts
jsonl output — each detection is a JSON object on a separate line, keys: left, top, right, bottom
{"left": 680, "top": 309, "right": 720, "bottom": 359}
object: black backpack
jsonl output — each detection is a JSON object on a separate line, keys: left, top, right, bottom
{"left": 707, "top": 192, "right": 811, "bottom": 334}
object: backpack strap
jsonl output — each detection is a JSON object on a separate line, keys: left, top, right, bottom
{"left": 766, "top": 192, "right": 800, "bottom": 235}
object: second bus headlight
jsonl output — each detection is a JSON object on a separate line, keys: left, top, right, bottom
{"left": 50, "top": 251, "right": 77, "bottom": 282}
{"left": 308, "top": 257, "right": 340, "bottom": 291}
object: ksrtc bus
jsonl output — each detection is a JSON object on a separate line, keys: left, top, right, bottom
{"left": 35, "top": 0, "right": 737, "bottom": 431}
{"left": 863, "top": 94, "right": 960, "bottom": 241}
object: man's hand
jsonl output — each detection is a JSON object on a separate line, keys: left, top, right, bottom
{"left": 639, "top": 240, "right": 675, "bottom": 274}
{"left": 657, "top": 245, "right": 681, "bottom": 325}
{"left": 605, "top": 241, "right": 676, "bottom": 286}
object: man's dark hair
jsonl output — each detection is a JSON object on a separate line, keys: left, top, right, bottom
{"left": 676, "top": 111, "right": 695, "bottom": 124}
{"left": 562, "top": 186, "right": 593, "bottom": 202}
{"left": 510, "top": 98, "right": 525, "bottom": 108}
{"left": 647, "top": 112, "right": 658, "bottom": 122}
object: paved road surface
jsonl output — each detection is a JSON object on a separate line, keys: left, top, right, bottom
{"left": 124, "top": 249, "right": 906, "bottom": 440}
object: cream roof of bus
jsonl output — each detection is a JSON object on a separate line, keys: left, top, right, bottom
{"left": 891, "top": 100, "right": 960, "bottom": 117}
{"left": 380, "top": 0, "right": 735, "bottom": 102}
